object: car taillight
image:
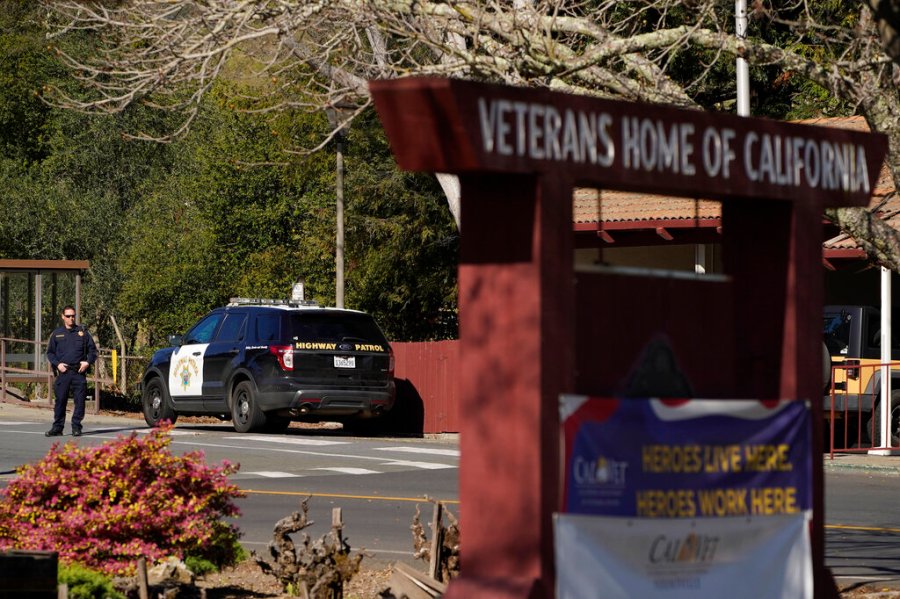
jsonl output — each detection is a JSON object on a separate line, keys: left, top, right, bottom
{"left": 269, "top": 345, "right": 294, "bottom": 371}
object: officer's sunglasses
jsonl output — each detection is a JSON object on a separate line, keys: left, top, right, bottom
{"left": 63, "top": 313, "right": 76, "bottom": 318}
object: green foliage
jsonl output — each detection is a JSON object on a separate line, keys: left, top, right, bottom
{"left": 116, "top": 81, "right": 458, "bottom": 343}
{"left": 0, "top": 423, "right": 244, "bottom": 576}
{"left": 341, "top": 111, "right": 458, "bottom": 340}
{"left": 1, "top": 13, "right": 459, "bottom": 347}
{"left": 58, "top": 563, "right": 125, "bottom": 599}
{"left": 0, "top": 3, "right": 61, "bottom": 163}
{"left": 116, "top": 177, "right": 225, "bottom": 344}
{"left": 0, "top": 3, "right": 180, "bottom": 350}
{"left": 184, "top": 555, "right": 217, "bottom": 577}
{"left": 186, "top": 542, "right": 247, "bottom": 576}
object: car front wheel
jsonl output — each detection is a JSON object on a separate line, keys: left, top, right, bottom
{"left": 232, "top": 381, "right": 265, "bottom": 433}
{"left": 142, "top": 377, "right": 177, "bottom": 427}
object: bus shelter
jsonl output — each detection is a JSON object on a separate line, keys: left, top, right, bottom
{"left": 0, "top": 259, "right": 89, "bottom": 376}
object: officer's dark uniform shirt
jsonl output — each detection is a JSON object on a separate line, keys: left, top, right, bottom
{"left": 47, "top": 325, "right": 98, "bottom": 371}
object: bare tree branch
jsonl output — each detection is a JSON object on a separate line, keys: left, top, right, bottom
{"left": 39, "top": 0, "right": 900, "bottom": 267}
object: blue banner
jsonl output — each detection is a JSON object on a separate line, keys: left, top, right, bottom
{"left": 561, "top": 397, "right": 812, "bottom": 518}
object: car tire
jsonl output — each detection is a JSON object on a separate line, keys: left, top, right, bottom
{"left": 142, "top": 377, "right": 177, "bottom": 427}
{"left": 232, "top": 381, "right": 265, "bottom": 433}
{"left": 870, "top": 389, "right": 900, "bottom": 447}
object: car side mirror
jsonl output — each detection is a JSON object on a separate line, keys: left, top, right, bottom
{"left": 168, "top": 334, "right": 184, "bottom": 347}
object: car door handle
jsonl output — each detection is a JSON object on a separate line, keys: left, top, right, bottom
{"left": 228, "top": 349, "right": 239, "bottom": 355}
{"left": 192, "top": 351, "right": 202, "bottom": 356}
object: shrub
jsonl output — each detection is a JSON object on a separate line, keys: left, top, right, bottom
{"left": 184, "top": 555, "right": 217, "bottom": 577}
{"left": 58, "top": 563, "right": 125, "bottom": 599}
{"left": 185, "top": 540, "right": 248, "bottom": 577}
{"left": 0, "top": 422, "right": 244, "bottom": 576}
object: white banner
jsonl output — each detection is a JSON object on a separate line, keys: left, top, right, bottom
{"left": 554, "top": 512, "right": 812, "bottom": 599}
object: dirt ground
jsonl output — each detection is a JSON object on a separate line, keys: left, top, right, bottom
{"left": 839, "top": 586, "right": 900, "bottom": 598}
{"left": 193, "top": 561, "right": 895, "bottom": 599}
{"left": 194, "top": 557, "right": 394, "bottom": 598}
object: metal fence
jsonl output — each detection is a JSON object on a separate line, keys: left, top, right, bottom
{"left": 826, "top": 361, "right": 900, "bottom": 457}
{"left": 0, "top": 336, "right": 145, "bottom": 412}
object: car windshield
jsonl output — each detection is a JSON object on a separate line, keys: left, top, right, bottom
{"left": 824, "top": 312, "right": 851, "bottom": 356}
{"left": 288, "top": 312, "right": 388, "bottom": 346}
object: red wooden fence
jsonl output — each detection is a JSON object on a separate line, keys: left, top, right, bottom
{"left": 391, "top": 340, "right": 460, "bottom": 434}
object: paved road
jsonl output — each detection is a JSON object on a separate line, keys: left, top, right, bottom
{"left": 0, "top": 402, "right": 459, "bottom": 567}
{"left": 825, "top": 455, "right": 900, "bottom": 592}
{"left": 6, "top": 400, "right": 900, "bottom": 594}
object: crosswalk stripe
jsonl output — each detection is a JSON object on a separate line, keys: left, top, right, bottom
{"left": 225, "top": 436, "right": 348, "bottom": 446}
{"left": 381, "top": 460, "right": 456, "bottom": 470}
{"left": 247, "top": 471, "right": 303, "bottom": 478}
{"left": 375, "top": 446, "right": 460, "bottom": 457}
{"left": 313, "top": 467, "right": 380, "bottom": 475}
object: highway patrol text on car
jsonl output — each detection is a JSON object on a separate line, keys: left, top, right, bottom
{"left": 140, "top": 298, "right": 396, "bottom": 433}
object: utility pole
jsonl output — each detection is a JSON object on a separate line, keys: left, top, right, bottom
{"left": 327, "top": 108, "right": 349, "bottom": 309}
{"left": 335, "top": 131, "right": 345, "bottom": 309}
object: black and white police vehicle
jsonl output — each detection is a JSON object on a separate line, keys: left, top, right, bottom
{"left": 140, "top": 298, "right": 396, "bottom": 433}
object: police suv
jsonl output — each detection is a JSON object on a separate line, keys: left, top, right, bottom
{"left": 140, "top": 298, "right": 396, "bottom": 433}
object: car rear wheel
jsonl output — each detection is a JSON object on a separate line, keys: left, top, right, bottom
{"left": 142, "top": 377, "right": 177, "bottom": 427}
{"left": 232, "top": 381, "right": 265, "bottom": 433}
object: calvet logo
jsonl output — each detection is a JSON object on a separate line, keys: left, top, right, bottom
{"left": 649, "top": 532, "right": 720, "bottom": 564}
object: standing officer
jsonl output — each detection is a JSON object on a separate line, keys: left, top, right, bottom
{"left": 45, "top": 305, "right": 97, "bottom": 437}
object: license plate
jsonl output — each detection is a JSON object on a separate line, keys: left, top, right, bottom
{"left": 334, "top": 356, "right": 356, "bottom": 369}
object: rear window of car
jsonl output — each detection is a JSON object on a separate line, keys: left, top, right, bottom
{"left": 288, "top": 312, "right": 388, "bottom": 350}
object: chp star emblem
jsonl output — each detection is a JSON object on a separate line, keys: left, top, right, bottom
{"left": 180, "top": 364, "right": 192, "bottom": 390}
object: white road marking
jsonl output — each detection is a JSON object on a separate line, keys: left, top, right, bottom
{"left": 226, "top": 436, "right": 348, "bottom": 446}
{"left": 375, "top": 446, "right": 459, "bottom": 457}
{"left": 164, "top": 440, "right": 457, "bottom": 467}
{"left": 381, "top": 460, "right": 456, "bottom": 470}
{"left": 314, "top": 467, "right": 380, "bottom": 475}
{"left": 0, "top": 422, "right": 31, "bottom": 426}
{"left": 247, "top": 471, "right": 303, "bottom": 478}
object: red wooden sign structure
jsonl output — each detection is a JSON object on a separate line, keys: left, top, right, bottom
{"left": 370, "top": 77, "right": 888, "bottom": 599}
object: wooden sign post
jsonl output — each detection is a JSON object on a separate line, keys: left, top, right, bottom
{"left": 370, "top": 77, "right": 888, "bottom": 598}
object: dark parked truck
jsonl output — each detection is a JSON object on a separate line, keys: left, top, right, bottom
{"left": 140, "top": 298, "right": 396, "bottom": 433}
{"left": 824, "top": 304, "right": 900, "bottom": 446}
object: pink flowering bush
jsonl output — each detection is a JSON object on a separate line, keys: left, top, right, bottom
{"left": 0, "top": 422, "right": 244, "bottom": 576}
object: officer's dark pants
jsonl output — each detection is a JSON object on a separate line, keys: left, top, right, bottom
{"left": 52, "top": 369, "right": 87, "bottom": 431}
